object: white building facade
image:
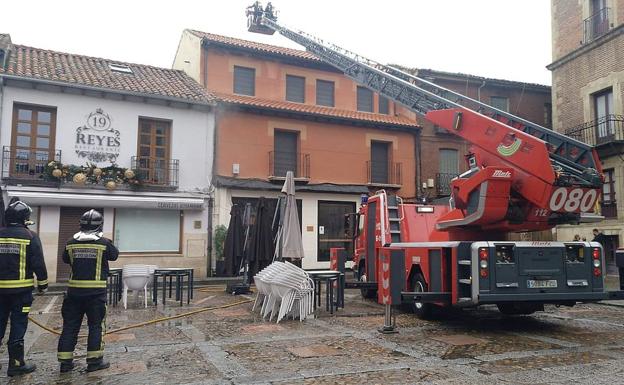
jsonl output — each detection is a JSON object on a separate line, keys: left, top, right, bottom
{"left": 0, "top": 37, "right": 215, "bottom": 282}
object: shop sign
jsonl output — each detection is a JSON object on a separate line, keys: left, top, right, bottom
{"left": 75, "top": 108, "right": 120, "bottom": 163}
{"left": 156, "top": 202, "right": 205, "bottom": 210}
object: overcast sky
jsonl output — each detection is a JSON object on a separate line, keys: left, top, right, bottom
{"left": 2, "top": 0, "right": 552, "bottom": 85}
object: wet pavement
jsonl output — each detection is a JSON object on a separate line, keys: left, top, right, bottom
{"left": 3, "top": 284, "right": 624, "bottom": 384}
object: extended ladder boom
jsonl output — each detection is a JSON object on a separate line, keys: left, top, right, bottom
{"left": 248, "top": 8, "right": 601, "bottom": 189}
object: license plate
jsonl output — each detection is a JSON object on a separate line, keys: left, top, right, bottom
{"left": 527, "top": 279, "right": 557, "bottom": 289}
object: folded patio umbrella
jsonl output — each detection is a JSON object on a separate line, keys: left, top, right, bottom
{"left": 247, "top": 197, "right": 274, "bottom": 279}
{"left": 223, "top": 204, "right": 244, "bottom": 277}
{"left": 279, "top": 171, "right": 305, "bottom": 261}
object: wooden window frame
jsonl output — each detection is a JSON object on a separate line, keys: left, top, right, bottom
{"left": 137, "top": 117, "right": 172, "bottom": 185}
{"left": 10, "top": 103, "right": 57, "bottom": 177}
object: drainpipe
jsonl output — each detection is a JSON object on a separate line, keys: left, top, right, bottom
{"left": 206, "top": 196, "right": 214, "bottom": 277}
{"left": 477, "top": 79, "right": 487, "bottom": 102}
{"left": 414, "top": 129, "right": 422, "bottom": 200}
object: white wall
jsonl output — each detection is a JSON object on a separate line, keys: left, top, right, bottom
{"left": 0, "top": 85, "right": 214, "bottom": 190}
{"left": 172, "top": 31, "right": 203, "bottom": 82}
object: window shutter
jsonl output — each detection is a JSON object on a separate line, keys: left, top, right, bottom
{"left": 233, "top": 66, "right": 255, "bottom": 96}
{"left": 370, "top": 141, "right": 389, "bottom": 184}
{"left": 286, "top": 75, "right": 305, "bottom": 103}
{"left": 316, "top": 80, "right": 335, "bottom": 107}
{"left": 357, "top": 86, "right": 373, "bottom": 112}
{"left": 378, "top": 96, "right": 389, "bottom": 114}
{"left": 439, "top": 149, "right": 459, "bottom": 175}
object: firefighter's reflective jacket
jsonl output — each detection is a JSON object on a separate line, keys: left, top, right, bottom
{"left": 63, "top": 234, "right": 119, "bottom": 296}
{"left": 0, "top": 225, "right": 48, "bottom": 293}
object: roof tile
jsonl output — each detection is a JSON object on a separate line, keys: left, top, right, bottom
{"left": 214, "top": 92, "right": 419, "bottom": 128}
{"left": 188, "top": 30, "right": 319, "bottom": 62}
{"left": 0, "top": 44, "right": 215, "bottom": 104}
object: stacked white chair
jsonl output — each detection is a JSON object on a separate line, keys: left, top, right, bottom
{"left": 252, "top": 261, "right": 315, "bottom": 322}
{"left": 122, "top": 264, "right": 152, "bottom": 309}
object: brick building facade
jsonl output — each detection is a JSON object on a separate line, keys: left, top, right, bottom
{"left": 549, "top": 0, "right": 624, "bottom": 271}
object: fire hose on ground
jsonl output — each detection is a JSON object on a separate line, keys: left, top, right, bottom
{"left": 28, "top": 297, "right": 253, "bottom": 337}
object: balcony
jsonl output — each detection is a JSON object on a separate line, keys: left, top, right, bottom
{"left": 583, "top": 7, "right": 612, "bottom": 44}
{"left": 1, "top": 146, "right": 62, "bottom": 184}
{"left": 435, "top": 172, "right": 458, "bottom": 197}
{"left": 564, "top": 114, "right": 624, "bottom": 157}
{"left": 131, "top": 156, "right": 179, "bottom": 188}
{"left": 366, "top": 161, "right": 402, "bottom": 187}
{"left": 268, "top": 151, "right": 310, "bottom": 181}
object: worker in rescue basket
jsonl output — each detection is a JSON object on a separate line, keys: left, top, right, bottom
{"left": 0, "top": 200, "right": 48, "bottom": 377}
{"left": 57, "top": 209, "right": 118, "bottom": 373}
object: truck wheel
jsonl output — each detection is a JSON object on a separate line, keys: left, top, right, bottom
{"left": 408, "top": 273, "right": 433, "bottom": 319}
{"left": 358, "top": 265, "right": 377, "bottom": 299}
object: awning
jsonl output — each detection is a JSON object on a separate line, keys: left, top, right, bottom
{"left": 6, "top": 190, "right": 206, "bottom": 210}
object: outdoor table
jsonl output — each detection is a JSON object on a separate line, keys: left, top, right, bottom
{"left": 305, "top": 270, "right": 344, "bottom": 314}
{"left": 152, "top": 268, "right": 194, "bottom": 306}
{"left": 107, "top": 268, "right": 123, "bottom": 307}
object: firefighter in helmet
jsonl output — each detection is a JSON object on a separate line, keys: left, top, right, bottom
{"left": 57, "top": 209, "right": 118, "bottom": 373}
{"left": 0, "top": 200, "right": 48, "bottom": 377}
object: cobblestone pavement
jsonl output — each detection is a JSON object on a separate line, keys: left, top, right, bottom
{"left": 3, "top": 286, "right": 624, "bottom": 384}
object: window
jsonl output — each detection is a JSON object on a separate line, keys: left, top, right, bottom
{"left": 585, "top": 0, "right": 610, "bottom": 42}
{"left": 602, "top": 168, "right": 617, "bottom": 218}
{"left": 233, "top": 66, "right": 255, "bottom": 96}
{"left": 11, "top": 103, "right": 57, "bottom": 178}
{"left": 232, "top": 197, "right": 302, "bottom": 231}
{"left": 137, "top": 118, "right": 171, "bottom": 185}
{"left": 489, "top": 96, "right": 509, "bottom": 112}
{"left": 370, "top": 141, "right": 390, "bottom": 184}
{"left": 286, "top": 75, "right": 305, "bottom": 103}
{"left": 594, "top": 88, "right": 614, "bottom": 140}
{"left": 316, "top": 80, "right": 334, "bottom": 107}
{"left": 108, "top": 63, "right": 133, "bottom": 74}
{"left": 439, "top": 149, "right": 459, "bottom": 175}
{"left": 357, "top": 86, "right": 373, "bottom": 112}
{"left": 114, "top": 209, "right": 181, "bottom": 252}
{"left": 544, "top": 103, "right": 552, "bottom": 128}
{"left": 273, "top": 130, "right": 298, "bottom": 177}
{"left": 378, "top": 96, "right": 389, "bottom": 114}
{"left": 317, "top": 201, "right": 356, "bottom": 262}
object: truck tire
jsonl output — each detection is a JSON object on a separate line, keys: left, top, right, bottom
{"left": 358, "top": 265, "right": 377, "bottom": 299}
{"left": 408, "top": 273, "right": 433, "bottom": 319}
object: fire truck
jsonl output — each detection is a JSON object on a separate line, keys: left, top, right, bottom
{"left": 246, "top": 3, "right": 623, "bottom": 317}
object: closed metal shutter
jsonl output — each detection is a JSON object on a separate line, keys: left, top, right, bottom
{"left": 316, "top": 80, "right": 335, "bottom": 107}
{"left": 274, "top": 130, "right": 298, "bottom": 177}
{"left": 56, "top": 207, "right": 103, "bottom": 282}
{"left": 439, "top": 149, "right": 459, "bottom": 174}
{"left": 233, "top": 66, "right": 255, "bottom": 96}
{"left": 286, "top": 75, "right": 305, "bottom": 103}
{"left": 371, "top": 141, "right": 389, "bottom": 184}
{"left": 357, "top": 86, "right": 373, "bottom": 112}
{"left": 378, "top": 96, "right": 389, "bottom": 114}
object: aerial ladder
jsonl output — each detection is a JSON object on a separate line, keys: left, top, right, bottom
{"left": 246, "top": 4, "right": 603, "bottom": 235}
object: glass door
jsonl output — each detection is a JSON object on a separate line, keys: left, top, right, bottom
{"left": 317, "top": 201, "right": 356, "bottom": 262}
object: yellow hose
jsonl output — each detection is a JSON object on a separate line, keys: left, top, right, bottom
{"left": 28, "top": 299, "right": 253, "bottom": 337}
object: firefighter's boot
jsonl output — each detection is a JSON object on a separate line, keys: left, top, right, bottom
{"left": 7, "top": 343, "right": 36, "bottom": 377}
{"left": 59, "top": 360, "right": 75, "bottom": 373}
{"left": 86, "top": 357, "right": 109, "bottom": 372}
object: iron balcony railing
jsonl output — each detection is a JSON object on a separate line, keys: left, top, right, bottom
{"left": 436, "top": 172, "right": 459, "bottom": 197}
{"left": 268, "top": 151, "right": 310, "bottom": 179}
{"left": 583, "top": 7, "right": 612, "bottom": 44}
{"left": 131, "top": 156, "right": 179, "bottom": 188}
{"left": 564, "top": 114, "right": 624, "bottom": 146}
{"left": 2, "top": 146, "right": 62, "bottom": 180}
{"left": 367, "top": 161, "right": 402, "bottom": 186}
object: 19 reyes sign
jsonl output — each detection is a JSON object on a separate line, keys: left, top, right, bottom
{"left": 548, "top": 187, "right": 599, "bottom": 213}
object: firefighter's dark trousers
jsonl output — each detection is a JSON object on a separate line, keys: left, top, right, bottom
{"left": 57, "top": 294, "right": 106, "bottom": 362}
{"left": 0, "top": 291, "right": 33, "bottom": 348}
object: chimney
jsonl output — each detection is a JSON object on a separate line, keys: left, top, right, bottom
{"left": 0, "top": 34, "right": 12, "bottom": 70}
